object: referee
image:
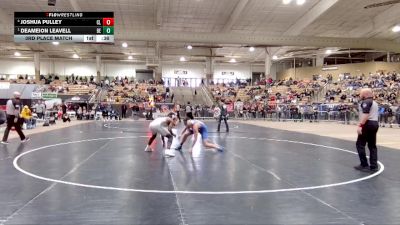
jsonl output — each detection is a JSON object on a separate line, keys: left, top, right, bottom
{"left": 1, "top": 92, "right": 30, "bottom": 144}
{"left": 354, "top": 88, "right": 379, "bottom": 172}
{"left": 217, "top": 100, "right": 229, "bottom": 133}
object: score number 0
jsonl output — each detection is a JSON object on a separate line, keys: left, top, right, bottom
{"left": 102, "top": 18, "right": 114, "bottom": 26}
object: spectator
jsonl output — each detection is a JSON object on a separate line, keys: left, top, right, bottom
{"left": 174, "top": 103, "right": 181, "bottom": 122}
{"left": 185, "top": 102, "right": 194, "bottom": 119}
{"left": 131, "top": 103, "right": 140, "bottom": 120}
{"left": 121, "top": 103, "right": 127, "bottom": 119}
{"left": 62, "top": 103, "right": 67, "bottom": 115}
{"left": 35, "top": 101, "right": 46, "bottom": 119}
{"left": 20, "top": 105, "right": 36, "bottom": 129}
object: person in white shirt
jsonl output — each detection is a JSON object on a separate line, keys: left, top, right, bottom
{"left": 35, "top": 101, "right": 46, "bottom": 119}
{"left": 144, "top": 113, "right": 179, "bottom": 157}
{"left": 185, "top": 102, "right": 194, "bottom": 119}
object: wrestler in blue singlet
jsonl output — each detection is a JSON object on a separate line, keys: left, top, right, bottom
{"left": 188, "top": 120, "right": 209, "bottom": 140}
{"left": 176, "top": 119, "right": 223, "bottom": 152}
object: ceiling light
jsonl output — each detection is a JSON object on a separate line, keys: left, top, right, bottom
{"left": 325, "top": 49, "right": 332, "bottom": 55}
{"left": 128, "top": 56, "right": 133, "bottom": 60}
{"left": 187, "top": 45, "right": 193, "bottom": 50}
{"left": 272, "top": 55, "right": 278, "bottom": 60}
{"left": 180, "top": 56, "right": 186, "bottom": 62}
{"left": 52, "top": 41, "right": 59, "bottom": 45}
{"left": 249, "top": 47, "right": 255, "bottom": 52}
{"left": 229, "top": 58, "right": 237, "bottom": 63}
{"left": 122, "top": 42, "right": 128, "bottom": 48}
{"left": 296, "top": 0, "right": 306, "bottom": 5}
{"left": 14, "top": 52, "right": 21, "bottom": 56}
{"left": 73, "top": 53, "right": 79, "bottom": 58}
{"left": 283, "top": 0, "right": 292, "bottom": 4}
{"left": 392, "top": 25, "right": 400, "bottom": 33}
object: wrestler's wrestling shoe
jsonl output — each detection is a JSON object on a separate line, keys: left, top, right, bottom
{"left": 216, "top": 145, "right": 224, "bottom": 152}
{"left": 175, "top": 145, "right": 183, "bottom": 151}
{"left": 144, "top": 145, "right": 154, "bottom": 152}
{"left": 165, "top": 149, "right": 175, "bottom": 157}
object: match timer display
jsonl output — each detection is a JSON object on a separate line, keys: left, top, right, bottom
{"left": 14, "top": 12, "right": 114, "bottom": 43}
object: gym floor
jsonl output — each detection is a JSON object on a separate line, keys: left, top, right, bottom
{"left": 0, "top": 120, "right": 399, "bottom": 225}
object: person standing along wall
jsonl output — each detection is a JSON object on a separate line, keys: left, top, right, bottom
{"left": 185, "top": 102, "right": 194, "bottom": 119}
{"left": 121, "top": 103, "right": 127, "bottom": 119}
{"left": 174, "top": 103, "right": 181, "bottom": 122}
{"left": 35, "top": 100, "right": 46, "bottom": 119}
{"left": 1, "top": 92, "right": 30, "bottom": 144}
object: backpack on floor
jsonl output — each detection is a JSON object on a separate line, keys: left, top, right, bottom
{"left": 43, "top": 118, "right": 50, "bottom": 126}
{"left": 0, "top": 110, "right": 5, "bottom": 125}
{"left": 49, "top": 116, "right": 56, "bottom": 124}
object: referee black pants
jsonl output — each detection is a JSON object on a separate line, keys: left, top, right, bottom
{"left": 356, "top": 120, "right": 379, "bottom": 169}
{"left": 186, "top": 112, "right": 194, "bottom": 119}
{"left": 217, "top": 116, "right": 229, "bottom": 132}
{"left": 2, "top": 115, "right": 26, "bottom": 142}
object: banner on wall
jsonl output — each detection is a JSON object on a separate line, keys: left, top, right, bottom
{"left": 42, "top": 92, "right": 58, "bottom": 99}
{"left": 221, "top": 72, "right": 235, "bottom": 76}
{"left": 174, "top": 70, "right": 188, "bottom": 75}
{"left": 322, "top": 66, "right": 338, "bottom": 71}
{"left": 31, "top": 92, "right": 42, "bottom": 99}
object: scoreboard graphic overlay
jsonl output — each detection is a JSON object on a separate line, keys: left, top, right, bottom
{"left": 14, "top": 12, "right": 114, "bottom": 43}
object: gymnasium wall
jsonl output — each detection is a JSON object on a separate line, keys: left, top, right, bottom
{"left": 0, "top": 59, "right": 147, "bottom": 78}
{"left": 161, "top": 63, "right": 266, "bottom": 80}
{"left": 214, "top": 64, "right": 252, "bottom": 80}
{"left": 0, "top": 60, "right": 36, "bottom": 76}
{"left": 104, "top": 63, "right": 146, "bottom": 77}
{"left": 0, "top": 58, "right": 275, "bottom": 80}
{"left": 162, "top": 63, "right": 206, "bottom": 79}
{"left": 276, "top": 62, "right": 400, "bottom": 80}
{"left": 251, "top": 64, "right": 277, "bottom": 80}
{"left": 54, "top": 61, "right": 96, "bottom": 77}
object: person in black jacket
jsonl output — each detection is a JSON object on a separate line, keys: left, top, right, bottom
{"left": 121, "top": 103, "right": 127, "bottom": 119}
{"left": 131, "top": 103, "right": 140, "bottom": 120}
{"left": 217, "top": 100, "right": 229, "bottom": 132}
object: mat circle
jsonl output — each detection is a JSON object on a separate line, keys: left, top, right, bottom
{"left": 13, "top": 136, "right": 384, "bottom": 195}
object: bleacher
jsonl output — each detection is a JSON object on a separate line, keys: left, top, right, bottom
{"left": 105, "top": 84, "right": 166, "bottom": 103}
{"left": 209, "top": 81, "right": 320, "bottom": 106}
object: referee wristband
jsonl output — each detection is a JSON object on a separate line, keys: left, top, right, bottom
{"left": 359, "top": 124, "right": 364, "bottom": 128}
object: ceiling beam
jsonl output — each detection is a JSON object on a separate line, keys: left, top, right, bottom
{"left": 162, "top": 48, "right": 212, "bottom": 56}
{"left": 283, "top": 0, "right": 339, "bottom": 36}
{"left": 119, "top": 30, "right": 400, "bottom": 53}
{"left": 0, "top": 9, "right": 42, "bottom": 52}
{"left": 349, "top": 4, "right": 400, "bottom": 38}
{"left": 254, "top": 47, "right": 280, "bottom": 62}
{"left": 68, "top": 0, "right": 104, "bottom": 53}
{"left": 267, "top": 0, "right": 340, "bottom": 60}
{"left": 68, "top": 0, "right": 82, "bottom": 11}
{"left": 0, "top": 8, "right": 13, "bottom": 35}
{"left": 155, "top": 0, "right": 163, "bottom": 28}
{"left": 221, "top": 0, "right": 250, "bottom": 32}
